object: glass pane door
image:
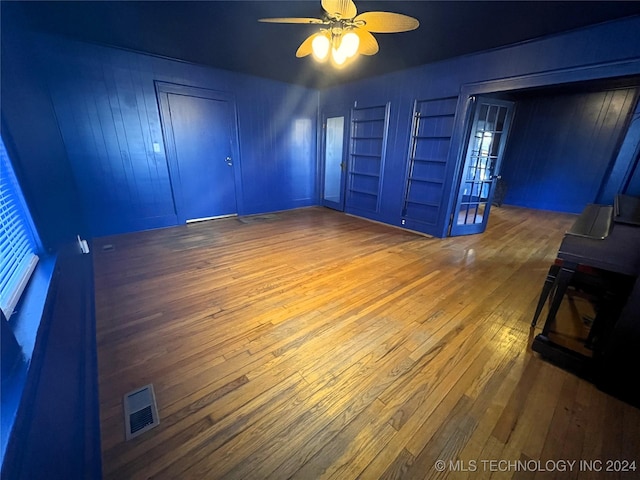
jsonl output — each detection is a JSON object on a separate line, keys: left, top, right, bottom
{"left": 450, "top": 97, "right": 514, "bottom": 236}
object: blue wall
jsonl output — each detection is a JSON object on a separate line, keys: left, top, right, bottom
{"left": 501, "top": 87, "right": 638, "bottom": 213}
{"left": 24, "top": 32, "right": 318, "bottom": 238}
{"left": 604, "top": 100, "right": 640, "bottom": 199}
{"left": 1, "top": 20, "right": 319, "bottom": 474}
{"left": 0, "top": 11, "right": 86, "bottom": 252}
{"left": 321, "top": 16, "right": 640, "bottom": 236}
{"left": 5, "top": 15, "right": 640, "bottom": 240}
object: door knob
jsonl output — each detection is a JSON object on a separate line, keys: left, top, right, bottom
{"left": 225, "top": 156, "right": 233, "bottom": 166}
{"left": 490, "top": 175, "right": 502, "bottom": 180}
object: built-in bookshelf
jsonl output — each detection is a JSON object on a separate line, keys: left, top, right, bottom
{"left": 402, "top": 97, "right": 458, "bottom": 227}
{"left": 347, "top": 104, "right": 389, "bottom": 213}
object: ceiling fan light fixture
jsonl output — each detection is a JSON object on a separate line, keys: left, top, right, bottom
{"left": 262, "top": 0, "right": 419, "bottom": 69}
{"left": 311, "top": 32, "right": 331, "bottom": 61}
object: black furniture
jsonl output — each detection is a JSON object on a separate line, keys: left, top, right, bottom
{"left": 531, "top": 196, "right": 640, "bottom": 400}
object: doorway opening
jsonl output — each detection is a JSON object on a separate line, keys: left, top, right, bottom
{"left": 448, "top": 74, "right": 640, "bottom": 236}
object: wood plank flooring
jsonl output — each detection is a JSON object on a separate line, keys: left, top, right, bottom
{"left": 94, "top": 206, "right": 640, "bottom": 479}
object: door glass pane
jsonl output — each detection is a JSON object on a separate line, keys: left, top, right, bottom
{"left": 323, "top": 116, "right": 344, "bottom": 203}
{"left": 457, "top": 202, "right": 487, "bottom": 225}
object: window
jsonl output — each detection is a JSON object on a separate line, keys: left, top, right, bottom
{"left": 0, "top": 137, "right": 39, "bottom": 320}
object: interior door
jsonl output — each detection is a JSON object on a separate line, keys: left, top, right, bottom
{"left": 157, "top": 83, "right": 239, "bottom": 223}
{"left": 450, "top": 97, "right": 514, "bottom": 236}
{"left": 321, "top": 108, "right": 349, "bottom": 211}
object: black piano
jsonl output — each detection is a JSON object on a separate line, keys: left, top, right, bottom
{"left": 531, "top": 194, "right": 640, "bottom": 407}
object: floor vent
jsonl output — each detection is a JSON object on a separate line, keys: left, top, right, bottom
{"left": 124, "top": 384, "right": 159, "bottom": 440}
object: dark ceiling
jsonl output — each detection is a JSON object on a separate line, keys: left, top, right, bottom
{"left": 8, "top": 1, "right": 640, "bottom": 89}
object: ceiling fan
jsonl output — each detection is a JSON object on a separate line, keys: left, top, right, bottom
{"left": 259, "top": 0, "right": 420, "bottom": 68}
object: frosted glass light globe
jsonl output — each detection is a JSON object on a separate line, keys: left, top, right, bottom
{"left": 311, "top": 34, "right": 330, "bottom": 61}
{"left": 340, "top": 31, "right": 360, "bottom": 58}
{"left": 331, "top": 46, "right": 347, "bottom": 65}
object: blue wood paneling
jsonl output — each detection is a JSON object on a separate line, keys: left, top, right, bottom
{"left": 4, "top": 12, "right": 640, "bottom": 240}
{"left": 501, "top": 88, "right": 637, "bottom": 213}
{"left": 29, "top": 32, "right": 318, "bottom": 237}
{"left": 599, "top": 99, "right": 640, "bottom": 202}
{"left": 0, "top": 12, "right": 86, "bottom": 251}
{"left": 235, "top": 82, "right": 317, "bottom": 215}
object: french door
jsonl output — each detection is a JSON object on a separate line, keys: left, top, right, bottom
{"left": 450, "top": 97, "right": 514, "bottom": 236}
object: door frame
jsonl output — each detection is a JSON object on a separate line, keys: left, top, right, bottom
{"left": 449, "top": 96, "right": 515, "bottom": 236}
{"left": 438, "top": 57, "right": 640, "bottom": 237}
{"left": 155, "top": 81, "right": 243, "bottom": 223}
{"left": 319, "top": 104, "right": 351, "bottom": 211}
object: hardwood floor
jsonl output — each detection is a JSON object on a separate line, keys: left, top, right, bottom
{"left": 94, "top": 206, "right": 640, "bottom": 479}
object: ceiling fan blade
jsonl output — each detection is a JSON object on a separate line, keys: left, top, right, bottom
{"left": 258, "top": 17, "right": 325, "bottom": 25}
{"left": 354, "top": 28, "right": 379, "bottom": 55}
{"left": 296, "top": 33, "right": 317, "bottom": 58}
{"left": 321, "top": 0, "right": 357, "bottom": 19}
{"left": 354, "top": 11, "right": 420, "bottom": 33}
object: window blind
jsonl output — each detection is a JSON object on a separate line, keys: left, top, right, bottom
{"left": 0, "top": 137, "right": 39, "bottom": 319}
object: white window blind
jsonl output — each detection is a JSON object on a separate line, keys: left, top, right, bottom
{"left": 0, "top": 137, "right": 39, "bottom": 319}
